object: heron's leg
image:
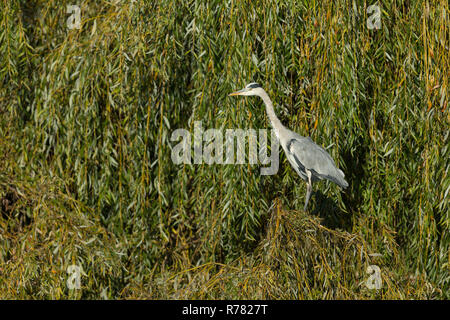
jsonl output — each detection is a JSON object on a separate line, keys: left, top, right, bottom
{"left": 304, "top": 170, "right": 313, "bottom": 211}
{"left": 304, "top": 183, "right": 312, "bottom": 210}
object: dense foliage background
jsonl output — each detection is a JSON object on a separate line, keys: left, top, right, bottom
{"left": 0, "top": 0, "right": 448, "bottom": 298}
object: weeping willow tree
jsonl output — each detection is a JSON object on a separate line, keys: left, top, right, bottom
{"left": 0, "top": 0, "right": 448, "bottom": 299}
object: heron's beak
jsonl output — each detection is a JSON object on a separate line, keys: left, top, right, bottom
{"left": 228, "top": 88, "right": 246, "bottom": 96}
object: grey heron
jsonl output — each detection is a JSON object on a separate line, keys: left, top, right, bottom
{"left": 229, "top": 82, "right": 348, "bottom": 210}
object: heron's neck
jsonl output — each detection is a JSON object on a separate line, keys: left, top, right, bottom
{"left": 259, "top": 90, "right": 285, "bottom": 135}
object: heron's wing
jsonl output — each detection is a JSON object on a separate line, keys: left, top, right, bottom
{"left": 286, "top": 137, "right": 348, "bottom": 188}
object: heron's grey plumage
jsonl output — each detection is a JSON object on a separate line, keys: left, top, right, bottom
{"left": 229, "top": 83, "right": 348, "bottom": 210}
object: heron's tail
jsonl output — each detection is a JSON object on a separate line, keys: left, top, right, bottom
{"left": 318, "top": 169, "right": 348, "bottom": 188}
{"left": 336, "top": 169, "right": 349, "bottom": 188}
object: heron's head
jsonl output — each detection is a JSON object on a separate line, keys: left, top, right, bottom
{"left": 229, "top": 82, "right": 263, "bottom": 97}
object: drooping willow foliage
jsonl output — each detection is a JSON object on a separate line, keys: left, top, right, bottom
{"left": 0, "top": 0, "right": 448, "bottom": 298}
